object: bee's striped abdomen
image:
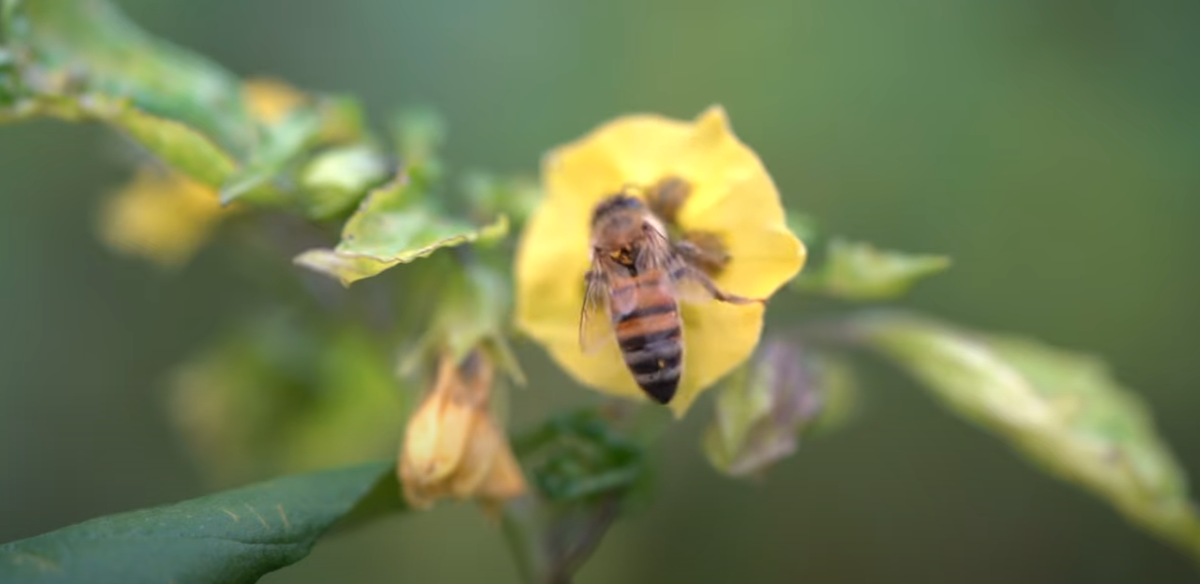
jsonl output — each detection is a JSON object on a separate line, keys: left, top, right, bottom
{"left": 610, "top": 271, "right": 683, "bottom": 404}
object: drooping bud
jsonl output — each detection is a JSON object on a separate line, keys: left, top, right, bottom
{"left": 703, "top": 337, "right": 856, "bottom": 477}
{"left": 399, "top": 350, "right": 527, "bottom": 512}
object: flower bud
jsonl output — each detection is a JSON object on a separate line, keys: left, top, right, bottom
{"left": 704, "top": 338, "right": 856, "bottom": 477}
{"left": 399, "top": 350, "right": 527, "bottom": 511}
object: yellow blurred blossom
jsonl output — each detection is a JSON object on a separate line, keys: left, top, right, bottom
{"left": 515, "top": 106, "right": 806, "bottom": 416}
{"left": 97, "top": 78, "right": 310, "bottom": 267}
{"left": 242, "top": 77, "right": 307, "bottom": 125}
{"left": 97, "top": 166, "right": 227, "bottom": 267}
{"left": 399, "top": 350, "right": 527, "bottom": 512}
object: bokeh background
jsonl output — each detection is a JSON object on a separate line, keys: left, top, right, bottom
{"left": 2, "top": 0, "right": 1199, "bottom": 582}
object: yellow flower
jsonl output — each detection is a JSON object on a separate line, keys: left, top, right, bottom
{"left": 242, "top": 77, "right": 307, "bottom": 125}
{"left": 399, "top": 350, "right": 527, "bottom": 512}
{"left": 515, "top": 106, "right": 805, "bottom": 416}
{"left": 97, "top": 166, "right": 228, "bottom": 267}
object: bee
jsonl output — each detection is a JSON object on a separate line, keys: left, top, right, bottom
{"left": 580, "top": 192, "right": 762, "bottom": 405}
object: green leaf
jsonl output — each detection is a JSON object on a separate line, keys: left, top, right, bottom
{"left": 3, "top": 0, "right": 255, "bottom": 158}
{"left": 298, "top": 144, "right": 392, "bottom": 220}
{"left": 794, "top": 238, "right": 950, "bottom": 301}
{"left": 852, "top": 311, "right": 1200, "bottom": 560}
{"left": 0, "top": 462, "right": 402, "bottom": 584}
{"left": 111, "top": 102, "right": 238, "bottom": 187}
{"left": 391, "top": 106, "right": 445, "bottom": 166}
{"left": 460, "top": 171, "right": 541, "bottom": 227}
{"left": 219, "top": 107, "right": 323, "bottom": 205}
{"left": 399, "top": 262, "right": 526, "bottom": 386}
{"left": 294, "top": 178, "right": 509, "bottom": 286}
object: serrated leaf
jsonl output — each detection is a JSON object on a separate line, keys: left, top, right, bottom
{"left": 0, "top": 462, "right": 402, "bottom": 584}
{"left": 794, "top": 238, "right": 949, "bottom": 301}
{"left": 294, "top": 179, "right": 508, "bottom": 286}
{"left": 854, "top": 311, "right": 1200, "bottom": 560}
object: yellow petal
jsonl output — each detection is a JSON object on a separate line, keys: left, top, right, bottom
{"left": 680, "top": 171, "right": 806, "bottom": 298}
{"left": 667, "top": 106, "right": 764, "bottom": 216}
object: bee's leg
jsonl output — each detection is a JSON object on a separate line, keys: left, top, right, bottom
{"left": 673, "top": 264, "right": 766, "bottom": 305}
{"left": 673, "top": 235, "right": 731, "bottom": 276}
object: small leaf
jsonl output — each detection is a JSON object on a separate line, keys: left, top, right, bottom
{"left": 294, "top": 178, "right": 508, "bottom": 286}
{"left": 400, "top": 263, "right": 526, "bottom": 386}
{"left": 220, "top": 107, "right": 323, "bottom": 205}
{"left": 298, "top": 144, "right": 392, "bottom": 220}
{"left": 794, "top": 238, "right": 949, "bottom": 301}
{"left": 460, "top": 171, "right": 541, "bottom": 227}
{"left": 0, "top": 462, "right": 402, "bottom": 584}
{"left": 514, "top": 409, "right": 649, "bottom": 503}
{"left": 391, "top": 106, "right": 445, "bottom": 165}
{"left": 852, "top": 311, "right": 1200, "bottom": 560}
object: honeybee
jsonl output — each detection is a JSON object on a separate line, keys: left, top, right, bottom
{"left": 580, "top": 192, "right": 763, "bottom": 405}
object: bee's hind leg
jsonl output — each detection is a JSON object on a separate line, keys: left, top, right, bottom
{"left": 673, "top": 263, "right": 767, "bottom": 306}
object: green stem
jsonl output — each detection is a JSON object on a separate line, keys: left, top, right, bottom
{"left": 501, "top": 496, "right": 561, "bottom": 584}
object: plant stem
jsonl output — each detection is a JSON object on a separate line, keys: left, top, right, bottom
{"left": 501, "top": 496, "right": 559, "bottom": 584}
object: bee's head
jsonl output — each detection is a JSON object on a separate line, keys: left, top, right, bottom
{"left": 591, "top": 194, "right": 644, "bottom": 228}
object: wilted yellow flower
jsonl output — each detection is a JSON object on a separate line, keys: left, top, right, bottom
{"left": 399, "top": 350, "right": 527, "bottom": 512}
{"left": 242, "top": 77, "right": 307, "bottom": 125}
{"left": 515, "top": 106, "right": 805, "bottom": 416}
{"left": 97, "top": 166, "right": 227, "bottom": 267}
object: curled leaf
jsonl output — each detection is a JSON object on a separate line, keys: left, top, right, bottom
{"left": 294, "top": 178, "right": 508, "bottom": 286}
{"left": 795, "top": 238, "right": 949, "bottom": 301}
{"left": 852, "top": 311, "right": 1200, "bottom": 559}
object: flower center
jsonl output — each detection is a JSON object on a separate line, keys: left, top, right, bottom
{"left": 644, "top": 176, "right": 731, "bottom": 277}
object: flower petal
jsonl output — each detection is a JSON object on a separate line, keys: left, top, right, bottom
{"left": 681, "top": 171, "right": 806, "bottom": 298}
{"left": 672, "top": 301, "right": 766, "bottom": 415}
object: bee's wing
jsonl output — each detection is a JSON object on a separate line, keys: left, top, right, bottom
{"left": 643, "top": 226, "right": 762, "bottom": 306}
{"left": 640, "top": 226, "right": 716, "bottom": 306}
{"left": 667, "top": 255, "right": 719, "bottom": 305}
{"left": 579, "top": 264, "right": 616, "bottom": 354}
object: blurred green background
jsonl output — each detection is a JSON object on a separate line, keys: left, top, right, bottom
{"left": 2, "top": 0, "right": 1198, "bottom": 582}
